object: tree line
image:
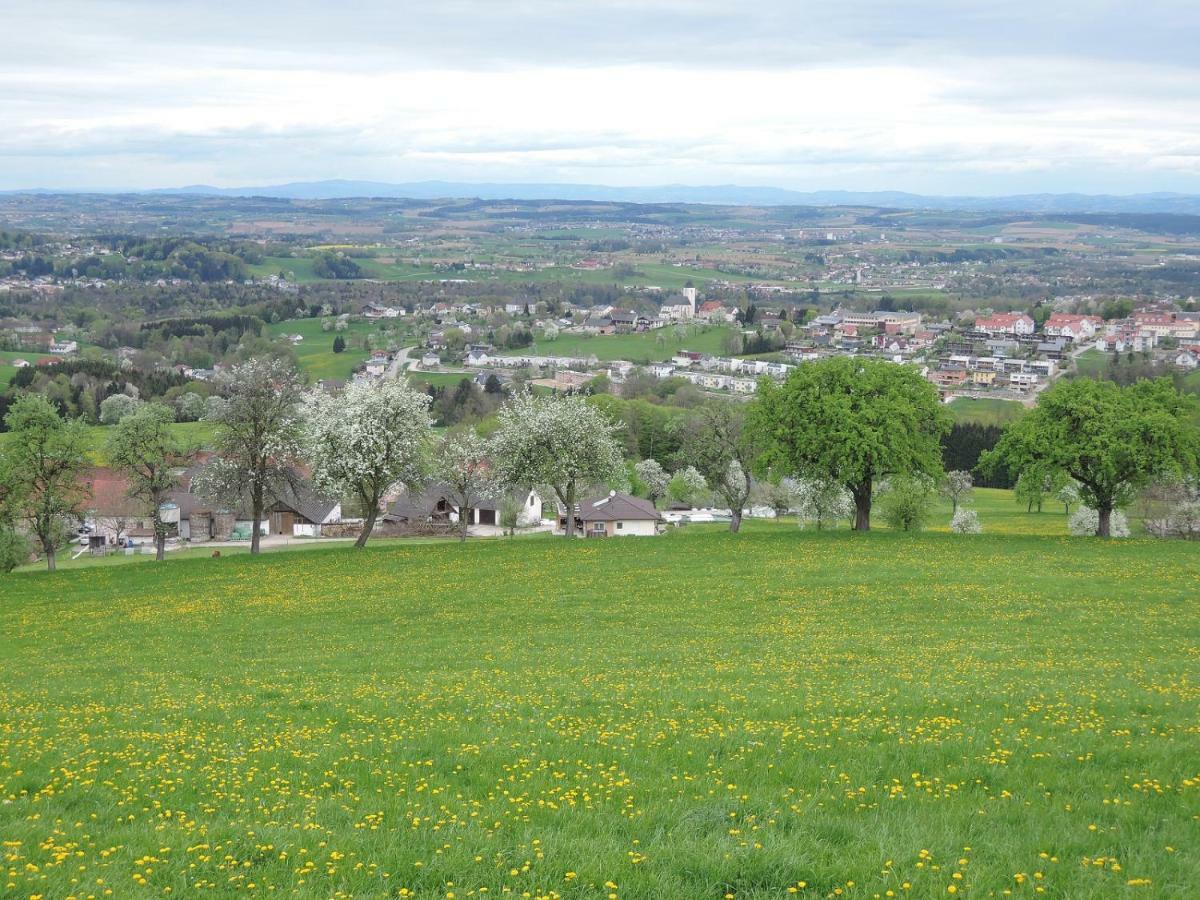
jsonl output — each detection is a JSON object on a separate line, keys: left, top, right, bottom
{"left": 2, "top": 356, "right": 1196, "bottom": 573}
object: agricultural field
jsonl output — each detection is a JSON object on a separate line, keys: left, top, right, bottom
{"left": 499, "top": 325, "right": 735, "bottom": 363}
{"left": 3, "top": 520, "right": 1198, "bottom": 898}
{"left": 248, "top": 251, "right": 752, "bottom": 289}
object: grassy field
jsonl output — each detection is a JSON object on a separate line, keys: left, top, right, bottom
{"left": 947, "top": 397, "right": 1027, "bottom": 426}
{"left": 265, "top": 317, "right": 401, "bottom": 380}
{"left": 500, "top": 326, "right": 734, "bottom": 364}
{"left": 1074, "top": 349, "right": 1108, "bottom": 379}
{"left": 0, "top": 349, "right": 33, "bottom": 386}
{"left": 0, "top": 420, "right": 215, "bottom": 465}
{"left": 2, "top": 512, "right": 1197, "bottom": 898}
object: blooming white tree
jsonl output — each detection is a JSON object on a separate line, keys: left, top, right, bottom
{"left": 794, "top": 477, "right": 854, "bottom": 530}
{"left": 305, "top": 378, "right": 431, "bottom": 548}
{"left": 950, "top": 508, "right": 983, "bottom": 534}
{"left": 940, "top": 470, "right": 974, "bottom": 514}
{"left": 1069, "top": 506, "right": 1131, "bottom": 537}
{"left": 667, "top": 466, "right": 708, "bottom": 508}
{"left": 489, "top": 392, "right": 624, "bottom": 539}
{"left": 194, "top": 358, "right": 305, "bottom": 554}
{"left": 99, "top": 393, "right": 142, "bottom": 425}
{"left": 175, "top": 391, "right": 207, "bottom": 422}
{"left": 634, "top": 458, "right": 670, "bottom": 508}
{"left": 753, "top": 475, "right": 801, "bottom": 518}
{"left": 432, "top": 429, "right": 494, "bottom": 541}
{"left": 1056, "top": 478, "right": 1081, "bottom": 515}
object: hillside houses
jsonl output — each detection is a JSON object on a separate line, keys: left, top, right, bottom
{"left": 975, "top": 313, "right": 1036, "bottom": 337}
{"left": 1044, "top": 313, "right": 1102, "bottom": 341}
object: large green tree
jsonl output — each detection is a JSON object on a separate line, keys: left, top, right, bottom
{"left": 751, "top": 358, "right": 949, "bottom": 531}
{"left": 106, "top": 403, "right": 193, "bottom": 561}
{"left": 1, "top": 395, "right": 91, "bottom": 571}
{"left": 982, "top": 378, "right": 1198, "bottom": 537}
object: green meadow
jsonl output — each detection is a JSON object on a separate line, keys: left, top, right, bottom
{"left": 2, "top": 502, "right": 1197, "bottom": 898}
{"left": 265, "top": 317, "right": 401, "bottom": 380}
{"left": 947, "top": 397, "right": 1027, "bottom": 426}
{"left": 0, "top": 420, "right": 215, "bottom": 465}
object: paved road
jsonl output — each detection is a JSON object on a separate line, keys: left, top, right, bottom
{"left": 387, "top": 345, "right": 417, "bottom": 378}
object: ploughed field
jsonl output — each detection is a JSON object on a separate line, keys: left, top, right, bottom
{"left": 2, "top": 528, "right": 1198, "bottom": 898}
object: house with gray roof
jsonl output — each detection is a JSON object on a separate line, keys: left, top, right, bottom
{"left": 559, "top": 491, "right": 663, "bottom": 537}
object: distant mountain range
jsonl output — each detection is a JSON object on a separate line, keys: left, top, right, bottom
{"left": 6, "top": 179, "right": 1200, "bottom": 215}
{"left": 143, "top": 180, "right": 1200, "bottom": 214}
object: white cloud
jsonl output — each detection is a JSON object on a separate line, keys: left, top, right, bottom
{"left": 3, "top": 1, "right": 1200, "bottom": 193}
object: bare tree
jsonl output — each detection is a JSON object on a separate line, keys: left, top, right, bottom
{"left": 195, "top": 358, "right": 305, "bottom": 554}
{"left": 676, "top": 402, "right": 757, "bottom": 533}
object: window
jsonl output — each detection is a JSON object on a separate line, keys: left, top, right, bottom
{"left": 592, "top": 522, "right": 605, "bottom": 533}
{"left": 616, "top": 522, "right": 623, "bottom": 530}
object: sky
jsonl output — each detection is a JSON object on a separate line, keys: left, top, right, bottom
{"left": 3, "top": 0, "right": 1200, "bottom": 195}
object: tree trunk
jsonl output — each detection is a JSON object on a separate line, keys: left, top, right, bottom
{"left": 1097, "top": 505, "right": 1112, "bottom": 537}
{"left": 44, "top": 538, "right": 56, "bottom": 573}
{"left": 852, "top": 480, "right": 872, "bottom": 531}
{"left": 250, "top": 485, "right": 263, "bottom": 555}
{"left": 355, "top": 506, "right": 379, "bottom": 548}
{"left": 459, "top": 506, "right": 470, "bottom": 542}
{"left": 951, "top": 497, "right": 958, "bottom": 514}
{"left": 729, "top": 507, "right": 743, "bottom": 533}
{"left": 153, "top": 510, "right": 166, "bottom": 561}
{"left": 563, "top": 482, "right": 576, "bottom": 539}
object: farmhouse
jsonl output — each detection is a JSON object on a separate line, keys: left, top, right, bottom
{"left": 363, "top": 303, "right": 402, "bottom": 319}
{"left": 560, "top": 491, "right": 663, "bottom": 537}
{"left": 171, "top": 465, "right": 341, "bottom": 540}
{"left": 385, "top": 483, "right": 545, "bottom": 529}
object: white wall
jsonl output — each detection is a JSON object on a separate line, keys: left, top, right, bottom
{"left": 613, "top": 519, "right": 658, "bottom": 536}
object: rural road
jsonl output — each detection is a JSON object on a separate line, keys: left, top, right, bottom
{"left": 388, "top": 345, "right": 417, "bottom": 378}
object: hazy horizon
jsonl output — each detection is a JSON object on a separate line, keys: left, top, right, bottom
{"left": 4, "top": 1, "right": 1200, "bottom": 195}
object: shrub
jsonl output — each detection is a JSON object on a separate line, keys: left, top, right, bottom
{"left": 950, "top": 508, "right": 982, "bottom": 534}
{"left": 878, "top": 474, "right": 936, "bottom": 532}
{"left": 1069, "top": 507, "right": 1131, "bottom": 537}
{"left": 0, "top": 529, "right": 30, "bottom": 573}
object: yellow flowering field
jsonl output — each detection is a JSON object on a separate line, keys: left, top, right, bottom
{"left": 1, "top": 527, "right": 1197, "bottom": 898}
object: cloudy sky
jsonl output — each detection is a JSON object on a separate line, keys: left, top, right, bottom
{"left": 3, "top": 0, "right": 1199, "bottom": 195}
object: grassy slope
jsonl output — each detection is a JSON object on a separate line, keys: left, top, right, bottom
{"left": 0, "top": 349, "right": 32, "bottom": 386}
{"left": 947, "top": 397, "right": 1027, "bottom": 426}
{"left": 0, "top": 420, "right": 215, "bottom": 465}
{"left": 265, "top": 317, "right": 395, "bottom": 380}
{"left": 2, "top": 524, "right": 1197, "bottom": 898}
